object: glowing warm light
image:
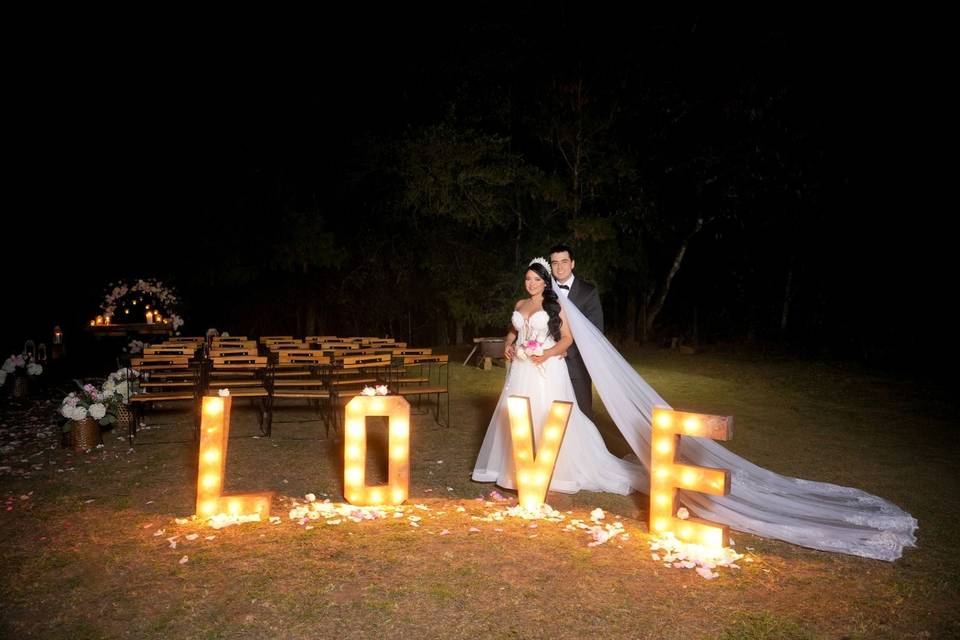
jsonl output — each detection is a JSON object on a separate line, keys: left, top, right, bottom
{"left": 507, "top": 396, "right": 573, "bottom": 511}
{"left": 649, "top": 406, "right": 733, "bottom": 550}
{"left": 343, "top": 395, "right": 411, "bottom": 506}
{"left": 195, "top": 395, "right": 273, "bottom": 522}
{"left": 204, "top": 398, "right": 224, "bottom": 417}
{"left": 700, "top": 527, "right": 724, "bottom": 548}
{"left": 655, "top": 413, "right": 673, "bottom": 429}
{"left": 346, "top": 420, "right": 364, "bottom": 438}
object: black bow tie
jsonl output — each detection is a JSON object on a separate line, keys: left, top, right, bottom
{"left": 558, "top": 284, "right": 570, "bottom": 290}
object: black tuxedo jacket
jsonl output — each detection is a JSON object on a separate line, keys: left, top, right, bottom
{"left": 564, "top": 278, "right": 603, "bottom": 380}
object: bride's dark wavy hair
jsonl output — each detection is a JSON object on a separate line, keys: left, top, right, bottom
{"left": 526, "top": 262, "right": 562, "bottom": 342}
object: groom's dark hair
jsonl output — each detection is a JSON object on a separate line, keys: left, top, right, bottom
{"left": 548, "top": 243, "right": 574, "bottom": 260}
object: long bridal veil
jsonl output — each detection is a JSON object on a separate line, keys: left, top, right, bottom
{"left": 556, "top": 284, "right": 917, "bottom": 561}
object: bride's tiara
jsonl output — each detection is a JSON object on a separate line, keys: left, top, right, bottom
{"left": 528, "top": 257, "right": 551, "bottom": 274}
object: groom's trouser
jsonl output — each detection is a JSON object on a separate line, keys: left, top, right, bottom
{"left": 570, "top": 374, "right": 594, "bottom": 422}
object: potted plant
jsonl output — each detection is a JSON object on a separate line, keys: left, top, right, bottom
{"left": 2, "top": 353, "right": 43, "bottom": 398}
{"left": 59, "top": 381, "right": 119, "bottom": 451}
{"left": 103, "top": 367, "right": 140, "bottom": 428}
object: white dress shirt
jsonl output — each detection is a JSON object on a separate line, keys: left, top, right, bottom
{"left": 556, "top": 274, "right": 575, "bottom": 298}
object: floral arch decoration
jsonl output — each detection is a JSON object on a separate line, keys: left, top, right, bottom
{"left": 100, "top": 278, "right": 185, "bottom": 330}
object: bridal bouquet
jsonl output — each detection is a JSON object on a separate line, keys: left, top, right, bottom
{"left": 514, "top": 338, "right": 547, "bottom": 376}
{"left": 514, "top": 339, "right": 544, "bottom": 360}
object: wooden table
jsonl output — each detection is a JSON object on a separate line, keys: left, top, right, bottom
{"left": 85, "top": 323, "right": 174, "bottom": 338}
{"left": 463, "top": 337, "right": 505, "bottom": 369}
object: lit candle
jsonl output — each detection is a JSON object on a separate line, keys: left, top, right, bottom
{"left": 145, "top": 311, "right": 154, "bottom": 324}
{"left": 95, "top": 316, "right": 103, "bottom": 325}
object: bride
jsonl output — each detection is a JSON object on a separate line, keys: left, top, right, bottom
{"left": 472, "top": 258, "right": 918, "bottom": 561}
{"left": 472, "top": 258, "right": 644, "bottom": 494}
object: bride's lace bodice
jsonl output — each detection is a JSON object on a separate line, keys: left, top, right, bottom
{"left": 512, "top": 310, "right": 556, "bottom": 349}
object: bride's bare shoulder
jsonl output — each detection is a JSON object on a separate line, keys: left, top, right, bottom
{"left": 514, "top": 299, "right": 527, "bottom": 311}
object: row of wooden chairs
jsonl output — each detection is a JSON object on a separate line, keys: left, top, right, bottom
{"left": 125, "top": 340, "right": 448, "bottom": 446}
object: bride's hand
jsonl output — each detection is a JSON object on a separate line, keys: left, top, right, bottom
{"left": 529, "top": 353, "right": 548, "bottom": 365}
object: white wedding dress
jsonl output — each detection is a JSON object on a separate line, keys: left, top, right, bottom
{"left": 472, "top": 310, "right": 644, "bottom": 494}
{"left": 472, "top": 286, "right": 918, "bottom": 561}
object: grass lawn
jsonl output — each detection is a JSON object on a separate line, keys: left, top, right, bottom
{"left": 1, "top": 345, "right": 957, "bottom": 639}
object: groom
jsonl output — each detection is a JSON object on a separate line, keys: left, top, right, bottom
{"left": 549, "top": 243, "right": 603, "bottom": 420}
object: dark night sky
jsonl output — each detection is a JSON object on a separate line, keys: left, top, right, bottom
{"left": 4, "top": 7, "right": 952, "bottom": 372}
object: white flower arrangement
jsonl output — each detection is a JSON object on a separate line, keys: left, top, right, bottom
{"left": 3, "top": 354, "right": 43, "bottom": 377}
{"left": 61, "top": 368, "right": 140, "bottom": 430}
{"left": 360, "top": 385, "right": 391, "bottom": 396}
{"left": 125, "top": 339, "right": 146, "bottom": 354}
{"left": 101, "top": 278, "right": 185, "bottom": 330}
{"left": 104, "top": 367, "right": 140, "bottom": 404}
{"left": 61, "top": 381, "right": 120, "bottom": 429}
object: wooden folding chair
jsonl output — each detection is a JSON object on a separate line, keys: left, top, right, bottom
{"left": 325, "top": 354, "right": 395, "bottom": 433}
{"left": 128, "top": 354, "right": 202, "bottom": 445}
{"left": 207, "top": 355, "right": 271, "bottom": 435}
{"left": 268, "top": 351, "right": 334, "bottom": 437}
{"left": 395, "top": 354, "right": 449, "bottom": 426}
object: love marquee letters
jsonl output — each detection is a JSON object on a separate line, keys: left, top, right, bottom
{"left": 649, "top": 407, "right": 733, "bottom": 548}
{"left": 196, "top": 396, "right": 273, "bottom": 520}
{"left": 194, "top": 395, "right": 734, "bottom": 551}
